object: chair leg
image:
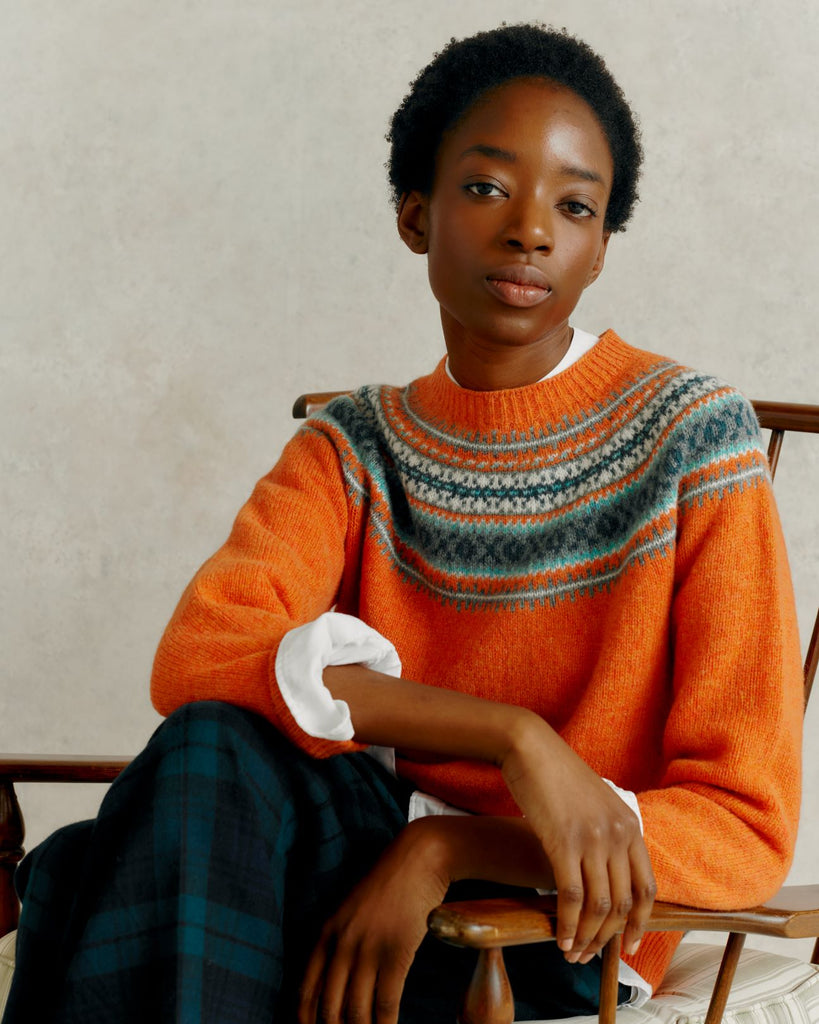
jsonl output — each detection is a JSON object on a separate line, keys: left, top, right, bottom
{"left": 704, "top": 932, "right": 745, "bottom": 1024}
{"left": 598, "top": 934, "right": 622, "bottom": 1024}
{"left": 459, "top": 947, "right": 514, "bottom": 1024}
{"left": 0, "top": 778, "right": 24, "bottom": 935}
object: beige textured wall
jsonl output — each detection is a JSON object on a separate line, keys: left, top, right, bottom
{"left": 3, "top": 0, "right": 817, "bottom": 958}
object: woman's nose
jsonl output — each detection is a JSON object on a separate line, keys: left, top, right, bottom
{"left": 500, "top": 196, "right": 554, "bottom": 252}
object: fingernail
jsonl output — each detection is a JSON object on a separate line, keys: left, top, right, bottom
{"left": 627, "top": 939, "right": 641, "bottom": 955}
{"left": 559, "top": 939, "right": 573, "bottom": 952}
{"left": 565, "top": 951, "right": 581, "bottom": 964}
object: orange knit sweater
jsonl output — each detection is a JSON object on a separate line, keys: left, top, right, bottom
{"left": 152, "top": 331, "right": 803, "bottom": 991}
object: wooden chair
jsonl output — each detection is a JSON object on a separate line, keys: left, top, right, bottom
{"left": 1, "top": 398, "right": 818, "bottom": 1023}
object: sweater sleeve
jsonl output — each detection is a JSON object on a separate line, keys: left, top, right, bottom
{"left": 150, "top": 421, "right": 371, "bottom": 757}
{"left": 637, "top": 395, "right": 803, "bottom": 910}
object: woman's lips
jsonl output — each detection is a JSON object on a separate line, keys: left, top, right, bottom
{"left": 485, "top": 265, "right": 551, "bottom": 308}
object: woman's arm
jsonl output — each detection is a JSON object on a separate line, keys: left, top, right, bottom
{"left": 324, "top": 664, "right": 655, "bottom": 962}
{"left": 298, "top": 813, "right": 553, "bottom": 1024}
{"left": 636, "top": 462, "right": 803, "bottom": 911}
{"left": 298, "top": 808, "right": 646, "bottom": 1024}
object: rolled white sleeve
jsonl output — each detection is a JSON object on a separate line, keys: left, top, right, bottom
{"left": 275, "top": 612, "right": 401, "bottom": 741}
{"left": 604, "top": 778, "right": 644, "bottom": 834}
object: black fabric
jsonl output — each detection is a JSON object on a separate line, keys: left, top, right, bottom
{"left": 4, "top": 701, "right": 626, "bottom": 1022}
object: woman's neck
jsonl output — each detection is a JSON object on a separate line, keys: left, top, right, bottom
{"left": 443, "top": 320, "right": 574, "bottom": 391}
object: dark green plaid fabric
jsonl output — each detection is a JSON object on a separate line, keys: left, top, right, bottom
{"left": 3, "top": 702, "right": 625, "bottom": 1022}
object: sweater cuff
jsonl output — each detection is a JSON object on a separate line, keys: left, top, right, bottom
{"left": 275, "top": 612, "right": 402, "bottom": 741}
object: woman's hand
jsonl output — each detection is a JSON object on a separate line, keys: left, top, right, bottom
{"left": 323, "top": 665, "right": 655, "bottom": 964}
{"left": 500, "top": 712, "right": 656, "bottom": 964}
{"left": 297, "top": 820, "right": 450, "bottom": 1024}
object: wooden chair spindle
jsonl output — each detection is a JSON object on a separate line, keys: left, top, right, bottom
{"left": 766, "top": 428, "right": 784, "bottom": 479}
{"left": 458, "top": 946, "right": 514, "bottom": 1024}
{"left": 598, "top": 933, "right": 622, "bottom": 1024}
{"left": 0, "top": 779, "right": 24, "bottom": 936}
{"left": 703, "top": 932, "right": 746, "bottom": 1024}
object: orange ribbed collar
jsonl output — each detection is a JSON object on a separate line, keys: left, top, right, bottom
{"left": 404, "top": 329, "right": 643, "bottom": 436}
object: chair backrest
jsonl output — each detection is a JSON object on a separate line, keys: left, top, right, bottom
{"left": 752, "top": 402, "right": 819, "bottom": 707}
{"left": 292, "top": 394, "right": 819, "bottom": 707}
{"left": 0, "top": 396, "right": 816, "bottom": 941}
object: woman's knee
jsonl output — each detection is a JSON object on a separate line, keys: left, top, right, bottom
{"left": 147, "top": 700, "right": 292, "bottom": 767}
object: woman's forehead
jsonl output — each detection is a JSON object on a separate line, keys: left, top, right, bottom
{"left": 438, "top": 78, "right": 614, "bottom": 183}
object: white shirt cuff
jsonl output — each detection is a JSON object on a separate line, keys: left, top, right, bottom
{"left": 604, "top": 778, "right": 644, "bottom": 834}
{"left": 275, "top": 612, "right": 401, "bottom": 741}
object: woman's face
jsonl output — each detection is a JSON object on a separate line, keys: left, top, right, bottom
{"left": 399, "top": 77, "right": 613, "bottom": 389}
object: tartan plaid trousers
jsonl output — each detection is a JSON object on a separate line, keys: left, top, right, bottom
{"left": 3, "top": 701, "right": 620, "bottom": 1023}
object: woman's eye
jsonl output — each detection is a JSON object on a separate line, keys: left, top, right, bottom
{"left": 562, "top": 200, "right": 596, "bottom": 218}
{"left": 464, "top": 181, "right": 505, "bottom": 197}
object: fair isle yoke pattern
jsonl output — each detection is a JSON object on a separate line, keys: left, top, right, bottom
{"left": 306, "top": 340, "right": 767, "bottom": 611}
{"left": 150, "top": 330, "right": 802, "bottom": 993}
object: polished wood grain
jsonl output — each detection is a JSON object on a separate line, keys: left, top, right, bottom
{"left": 598, "top": 934, "right": 622, "bottom": 1024}
{"left": 0, "top": 758, "right": 131, "bottom": 933}
{"left": 429, "top": 887, "right": 819, "bottom": 950}
{"left": 291, "top": 390, "right": 351, "bottom": 418}
{"left": 431, "top": 888, "right": 819, "bottom": 1024}
{"left": 292, "top": 396, "right": 819, "bottom": 431}
{"left": 0, "top": 781, "right": 24, "bottom": 936}
{"left": 458, "top": 948, "right": 514, "bottom": 1024}
{"left": 429, "top": 897, "right": 557, "bottom": 950}
{"left": 752, "top": 401, "right": 819, "bottom": 434}
{"left": 705, "top": 933, "right": 746, "bottom": 1024}
{"left": 0, "top": 756, "right": 131, "bottom": 783}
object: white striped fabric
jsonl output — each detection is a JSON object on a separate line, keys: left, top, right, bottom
{"left": 1, "top": 932, "right": 818, "bottom": 1022}
{"left": 0, "top": 930, "right": 15, "bottom": 1012}
{"left": 541, "top": 944, "right": 819, "bottom": 1024}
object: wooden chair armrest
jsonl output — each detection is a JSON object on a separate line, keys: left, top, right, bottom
{"left": 752, "top": 401, "right": 819, "bottom": 433}
{"left": 0, "top": 756, "right": 132, "bottom": 784}
{"left": 0, "top": 756, "right": 133, "bottom": 934}
{"left": 428, "top": 888, "right": 819, "bottom": 1024}
{"left": 292, "top": 391, "right": 352, "bottom": 418}
{"left": 428, "top": 895, "right": 559, "bottom": 950}
{"left": 428, "top": 885, "right": 819, "bottom": 951}
{"left": 648, "top": 885, "right": 819, "bottom": 940}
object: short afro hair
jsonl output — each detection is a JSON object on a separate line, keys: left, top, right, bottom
{"left": 387, "top": 24, "right": 642, "bottom": 233}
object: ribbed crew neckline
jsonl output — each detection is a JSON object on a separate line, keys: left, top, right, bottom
{"left": 407, "top": 329, "right": 641, "bottom": 435}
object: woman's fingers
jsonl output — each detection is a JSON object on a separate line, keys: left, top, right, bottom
{"left": 298, "top": 943, "right": 408, "bottom": 1024}
{"left": 344, "top": 958, "right": 377, "bottom": 1024}
{"left": 552, "top": 850, "right": 586, "bottom": 956}
{"left": 554, "top": 833, "right": 655, "bottom": 964}
{"left": 317, "top": 945, "right": 357, "bottom": 1023}
{"left": 569, "top": 851, "right": 617, "bottom": 962}
{"left": 297, "top": 937, "right": 328, "bottom": 1024}
{"left": 573, "top": 850, "right": 632, "bottom": 963}
{"left": 623, "top": 840, "right": 657, "bottom": 955}
{"left": 373, "top": 961, "right": 411, "bottom": 1024}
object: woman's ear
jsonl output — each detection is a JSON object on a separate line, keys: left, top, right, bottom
{"left": 397, "top": 191, "right": 429, "bottom": 254}
{"left": 585, "top": 231, "right": 611, "bottom": 286}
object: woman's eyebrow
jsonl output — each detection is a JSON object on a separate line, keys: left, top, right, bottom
{"left": 458, "top": 146, "right": 606, "bottom": 187}
{"left": 459, "top": 143, "right": 517, "bottom": 162}
{"left": 560, "top": 164, "right": 606, "bottom": 185}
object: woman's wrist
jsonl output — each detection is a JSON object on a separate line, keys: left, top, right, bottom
{"left": 401, "top": 814, "right": 555, "bottom": 891}
{"left": 498, "top": 704, "right": 557, "bottom": 772}
{"left": 398, "top": 816, "right": 461, "bottom": 887}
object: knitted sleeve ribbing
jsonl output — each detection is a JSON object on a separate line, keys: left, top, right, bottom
{"left": 150, "top": 419, "right": 368, "bottom": 758}
{"left": 637, "top": 394, "right": 803, "bottom": 910}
